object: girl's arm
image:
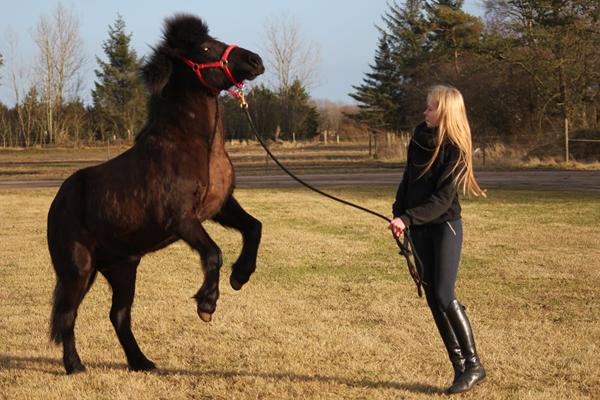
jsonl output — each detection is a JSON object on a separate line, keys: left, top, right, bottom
{"left": 398, "top": 143, "right": 460, "bottom": 227}
{"left": 392, "top": 164, "right": 410, "bottom": 218}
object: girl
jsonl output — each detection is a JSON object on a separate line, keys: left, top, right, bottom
{"left": 390, "top": 85, "right": 486, "bottom": 394}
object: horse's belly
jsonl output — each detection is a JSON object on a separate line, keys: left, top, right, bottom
{"left": 198, "top": 153, "right": 233, "bottom": 219}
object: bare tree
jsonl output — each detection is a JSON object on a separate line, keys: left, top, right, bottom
{"left": 315, "top": 99, "right": 343, "bottom": 135}
{"left": 0, "top": 51, "right": 4, "bottom": 88}
{"left": 262, "top": 14, "right": 321, "bottom": 92}
{"left": 5, "top": 30, "right": 37, "bottom": 147}
{"left": 33, "top": 3, "right": 86, "bottom": 144}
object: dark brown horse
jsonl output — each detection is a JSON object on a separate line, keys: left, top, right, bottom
{"left": 47, "top": 14, "right": 265, "bottom": 374}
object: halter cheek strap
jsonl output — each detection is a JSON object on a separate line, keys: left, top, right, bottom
{"left": 179, "top": 44, "right": 245, "bottom": 98}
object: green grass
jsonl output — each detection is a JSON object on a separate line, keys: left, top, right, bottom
{"left": 0, "top": 187, "right": 599, "bottom": 399}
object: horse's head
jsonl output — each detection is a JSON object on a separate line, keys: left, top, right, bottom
{"left": 143, "top": 14, "right": 265, "bottom": 96}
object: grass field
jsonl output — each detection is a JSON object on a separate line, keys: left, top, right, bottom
{"left": 0, "top": 186, "right": 599, "bottom": 399}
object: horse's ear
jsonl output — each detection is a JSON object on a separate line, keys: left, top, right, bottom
{"left": 142, "top": 46, "right": 173, "bottom": 95}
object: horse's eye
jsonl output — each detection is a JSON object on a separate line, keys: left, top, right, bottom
{"left": 203, "top": 47, "right": 209, "bottom": 52}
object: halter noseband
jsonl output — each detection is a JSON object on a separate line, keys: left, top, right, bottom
{"left": 179, "top": 44, "right": 245, "bottom": 98}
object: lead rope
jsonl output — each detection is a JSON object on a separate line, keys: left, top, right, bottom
{"left": 235, "top": 92, "right": 424, "bottom": 297}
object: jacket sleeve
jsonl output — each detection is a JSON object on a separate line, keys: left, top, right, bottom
{"left": 392, "top": 128, "right": 418, "bottom": 218}
{"left": 392, "top": 165, "right": 409, "bottom": 218}
{"left": 399, "top": 143, "right": 461, "bottom": 227}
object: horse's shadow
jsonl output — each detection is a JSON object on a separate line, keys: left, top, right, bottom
{"left": 0, "top": 354, "right": 441, "bottom": 394}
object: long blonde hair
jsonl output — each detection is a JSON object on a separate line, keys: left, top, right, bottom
{"left": 422, "top": 85, "right": 485, "bottom": 197}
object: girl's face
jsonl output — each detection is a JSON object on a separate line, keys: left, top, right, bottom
{"left": 424, "top": 99, "right": 440, "bottom": 128}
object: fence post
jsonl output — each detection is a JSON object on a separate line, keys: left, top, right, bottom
{"left": 483, "top": 146, "right": 486, "bottom": 166}
{"left": 564, "top": 117, "right": 569, "bottom": 163}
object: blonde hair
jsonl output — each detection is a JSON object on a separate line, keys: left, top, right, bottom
{"left": 422, "top": 85, "right": 485, "bottom": 197}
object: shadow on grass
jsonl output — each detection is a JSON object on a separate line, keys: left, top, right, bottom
{"left": 0, "top": 354, "right": 441, "bottom": 395}
{"left": 0, "top": 354, "right": 126, "bottom": 376}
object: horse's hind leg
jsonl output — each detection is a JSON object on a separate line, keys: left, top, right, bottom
{"left": 178, "top": 218, "right": 222, "bottom": 322}
{"left": 100, "top": 258, "right": 155, "bottom": 371}
{"left": 212, "top": 195, "right": 262, "bottom": 290}
{"left": 50, "top": 241, "right": 96, "bottom": 374}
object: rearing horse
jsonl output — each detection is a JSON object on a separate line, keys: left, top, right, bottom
{"left": 47, "top": 14, "right": 265, "bottom": 374}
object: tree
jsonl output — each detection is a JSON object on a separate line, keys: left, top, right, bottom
{"left": 352, "top": 0, "right": 500, "bottom": 139}
{"left": 220, "top": 85, "right": 280, "bottom": 141}
{"left": 92, "top": 14, "right": 146, "bottom": 140}
{"left": 33, "top": 3, "right": 86, "bottom": 144}
{"left": 275, "top": 80, "right": 317, "bottom": 140}
{"left": 0, "top": 102, "right": 10, "bottom": 147}
{"left": 17, "top": 86, "right": 42, "bottom": 147}
{"left": 425, "top": 0, "right": 484, "bottom": 78}
{"left": 483, "top": 0, "right": 600, "bottom": 137}
{"left": 350, "top": 0, "right": 430, "bottom": 132}
{"left": 350, "top": 34, "right": 402, "bottom": 131}
{"left": 0, "top": 52, "right": 4, "bottom": 87}
{"left": 262, "top": 14, "right": 321, "bottom": 92}
{"left": 245, "top": 85, "right": 280, "bottom": 140}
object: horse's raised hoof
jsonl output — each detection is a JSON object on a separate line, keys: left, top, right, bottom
{"left": 230, "top": 275, "right": 243, "bottom": 291}
{"left": 198, "top": 311, "right": 212, "bottom": 322}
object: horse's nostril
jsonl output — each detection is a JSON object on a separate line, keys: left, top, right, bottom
{"left": 248, "top": 54, "right": 263, "bottom": 69}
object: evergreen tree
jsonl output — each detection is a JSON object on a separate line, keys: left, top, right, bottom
{"left": 350, "top": 1, "right": 428, "bottom": 132}
{"left": 349, "top": 33, "right": 402, "bottom": 131}
{"left": 220, "top": 85, "right": 281, "bottom": 141}
{"left": 279, "top": 80, "right": 319, "bottom": 140}
{"left": 351, "top": 0, "right": 488, "bottom": 134}
{"left": 247, "top": 85, "right": 280, "bottom": 140}
{"left": 425, "top": 0, "right": 484, "bottom": 77}
{"left": 92, "top": 14, "right": 146, "bottom": 140}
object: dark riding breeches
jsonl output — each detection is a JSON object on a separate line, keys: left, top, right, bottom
{"left": 410, "top": 219, "right": 463, "bottom": 311}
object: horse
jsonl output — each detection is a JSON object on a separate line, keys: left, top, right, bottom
{"left": 47, "top": 14, "right": 265, "bottom": 374}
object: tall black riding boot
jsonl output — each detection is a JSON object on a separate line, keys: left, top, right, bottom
{"left": 444, "top": 299, "right": 486, "bottom": 394}
{"left": 430, "top": 305, "right": 465, "bottom": 385}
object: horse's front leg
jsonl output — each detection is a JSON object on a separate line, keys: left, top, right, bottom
{"left": 178, "top": 218, "right": 222, "bottom": 322}
{"left": 212, "top": 195, "right": 262, "bottom": 291}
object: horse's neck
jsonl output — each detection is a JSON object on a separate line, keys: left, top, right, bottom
{"left": 175, "top": 93, "right": 221, "bottom": 142}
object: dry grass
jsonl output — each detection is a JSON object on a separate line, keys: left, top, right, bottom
{"left": 472, "top": 142, "right": 600, "bottom": 170}
{"left": 0, "top": 187, "right": 599, "bottom": 399}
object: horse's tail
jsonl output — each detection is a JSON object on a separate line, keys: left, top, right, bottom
{"left": 49, "top": 280, "right": 67, "bottom": 344}
{"left": 48, "top": 170, "right": 95, "bottom": 344}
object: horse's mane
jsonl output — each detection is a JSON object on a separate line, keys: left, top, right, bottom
{"left": 136, "top": 14, "right": 211, "bottom": 143}
{"left": 142, "top": 14, "right": 210, "bottom": 95}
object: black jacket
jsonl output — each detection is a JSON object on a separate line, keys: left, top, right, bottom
{"left": 393, "top": 122, "right": 462, "bottom": 227}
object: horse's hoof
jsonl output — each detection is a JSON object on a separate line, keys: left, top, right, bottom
{"left": 65, "top": 363, "right": 86, "bottom": 375}
{"left": 65, "top": 356, "right": 86, "bottom": 375}
{"left": 230, "top": 276, "right": 243, "bottom": 291}
{"left": 129, "top": 359, "right": 156, "bottom": 372}
{"left": 198, "top": 311, "right": 212, "bottom": 322}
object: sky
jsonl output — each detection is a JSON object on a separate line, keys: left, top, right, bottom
{"left": 0, "top": 0, "right": 484, "bottom": 106}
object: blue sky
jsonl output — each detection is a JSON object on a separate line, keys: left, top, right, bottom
{"left": 0, "top": 0, "right": 484, "bottom": 106}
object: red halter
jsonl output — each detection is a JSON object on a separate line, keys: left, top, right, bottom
{"left": 179, "top": 44, "right": 245, "bottom": 98}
